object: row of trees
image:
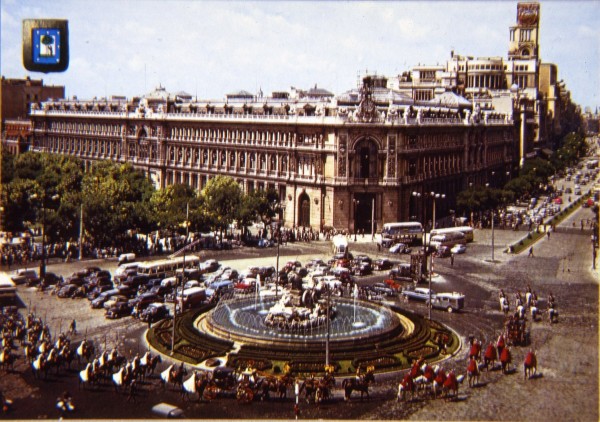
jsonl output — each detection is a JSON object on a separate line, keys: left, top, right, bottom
{"left": 1, "top": 152, "right": 280, "bottom": 246}
{"left": 456, "top": 131, "right": 590, "bottom": 215}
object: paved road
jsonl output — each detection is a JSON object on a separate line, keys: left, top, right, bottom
{"left": 0, "top": 204, "right": 597, "bottom": 419}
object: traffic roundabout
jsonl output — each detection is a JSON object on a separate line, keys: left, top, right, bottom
{"left": 147, "top": 294, "right": 460, "bottom": 375}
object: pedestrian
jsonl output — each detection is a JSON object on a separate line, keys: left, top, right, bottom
{"left": 450, "top": 253, "right": 455, "bottom": 266}
{"left": 528, "top": 246, "right": 534, "bottom": 257}
{"left": 547, "top": 230, "right": 550, "bottom": 240}
{"left": 127, "top": 379, "right": 137, "bottom": 403}
{"left": 69, "top": 319, "right": 76, "bottom": 335}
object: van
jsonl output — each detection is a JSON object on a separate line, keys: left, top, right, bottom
{"left": 428, "top": 292, "right": 465, "bottom": 313}
{"left": 177, "top": 287, "right": 206, "bottom": 310}
{"left": 118, "top": 253, "right": 136, "bottom": 265}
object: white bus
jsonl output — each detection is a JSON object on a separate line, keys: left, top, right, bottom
{"left": 380, "top": 222, "right": 424, "bottom": 246}
{"left": 429, "top": 232, "right": 467, "bottom": 249}
{"left": 430, "top": 226, "right": 474, "bottom": 243}
{"left": 137, "top": 255, "right": 201, "bottom": 279}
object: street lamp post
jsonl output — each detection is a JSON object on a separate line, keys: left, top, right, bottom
{"left": 31, "top": 193, "right": 59, "bottom": 280}
{"left": 353, "top": 199, "right": 360, "bottom": 241}
{"left": 171, "top": 203, "right": 190, "bottom": 355}
{"left": 274, "top": 201, "right": 286, "bottom": 300}
{"left": 412, "top": 191, "right": 445, "bottom": 320}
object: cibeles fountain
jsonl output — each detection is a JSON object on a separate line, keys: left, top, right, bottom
{"left": 149, "top": 277, "right": 459, "bottom": 375}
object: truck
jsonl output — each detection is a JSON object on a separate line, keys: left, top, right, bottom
{"left": 331, "top": 234, "right": 349, "bottom": 259}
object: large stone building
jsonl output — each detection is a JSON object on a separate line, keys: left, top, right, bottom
{"left": 30, "top": 75, "right": 515, "bottom": 233}
{"left": 28, "top": 2, "right": 580, "bottom": 233}
{"left": 389, "top": 2, "right": 576, "bottom": 164}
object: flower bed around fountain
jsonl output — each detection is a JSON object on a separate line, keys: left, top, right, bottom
{"left": 147, "top": 296, "right": 459, "bottom": 375}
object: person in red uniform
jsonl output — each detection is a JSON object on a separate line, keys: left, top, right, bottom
{"left": 467, "top": 357, "right": 479, "bottom": 387}
{"left": 500, "top": 346, "right": 512, "bottom": 374}
{"left": 484, "top": 342, "right": 497, "bottom": 371}
{"left": 523, "top": 349, "right": 537, "bottom": 380}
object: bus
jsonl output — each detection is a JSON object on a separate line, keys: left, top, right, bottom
{"left": 136, "top": 255, "right": 201, "bottom": 279}
{"left": 429, "top": 226, "right": 474, "bottom": 243}
{"left": 177, "top": 286, "right": 207, "bottom": 310}
{"left": 429, "top": 232, "right": 467, "bottom": 249}
{"left": 380, "top": 222, "right": 424, "bottom": 247}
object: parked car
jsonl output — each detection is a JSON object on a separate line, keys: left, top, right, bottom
{"left": 105, "top": 302, "right": 133, "bottom": 319}
{"left": 11, "top": 269, "right": 39, "bottom": 286}
{"left": 401, "top": 287, "right": 436, "bottom": 302}
{"left": 150, "top": 285, "right": 173, "bottom": 298}
{"left": 87, "top": 284, "right": 113, "bottom": 300}
{"left": 129, "top": 293, "right": 162, "bottom": 313}
{"left": 450, "top": 244, "right": 466, "bottom": 254}
{"left": 200, "top": 259, "right": 220, "bottom": 273}
{"left": 91, "top": 290, "right": 117, "bottom": 308}
{"left": 140, "top": 303, "right": 170, "bottom": 323}
{"left": 352, "top": 261, "right": 372, "bottom": 276}
{"left": 57, "top": 284, "right": 82, "bottom": 299}
{"left": 103, "top": 295, "right": 130, "bottom": 310}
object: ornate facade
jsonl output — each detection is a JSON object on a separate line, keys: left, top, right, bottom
{"left": 30, "top": 75, "right": 515, "bottom": 233}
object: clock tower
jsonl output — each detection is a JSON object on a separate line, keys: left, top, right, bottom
{"left": 508, "top": 2, "right": 540, "bottom": 60}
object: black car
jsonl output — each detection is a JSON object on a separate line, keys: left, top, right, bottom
{"left": 149, "top": 285, "right": 172, "bottom": 298}
{"left": 389, "top": 263, "right": 412, "bottom": 281}
{"left": 87, "top": 284, "right": 113, "bottom": 300}
{"left": 105, "top": 302, "right": 133, "bottom": 319}
{"left": 352, "top": 261, "right": 372, "bottom": 276}
{"left": 140, "top": 303, "right": 170, "bottom": 323}
{"left": 57, "top": 284, "right": 82, "bottom": 298}
{"left": 372, "top": 258, "right": 393, "bottom": 271}
{"left": 371, "top": 282, "right": 396, "bottom": 297}
{"left": 129, "top": 293, "right": 161, "bottom": 313}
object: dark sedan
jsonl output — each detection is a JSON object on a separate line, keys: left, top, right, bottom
{"left": 372, "top": 258, "right": 393, "bottom": 271}
{"left": 105, "top": 302, "right": 133, "bottom": 319}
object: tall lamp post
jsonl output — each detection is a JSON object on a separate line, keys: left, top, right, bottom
{"left": 273, "top": 200, "right": 286, "bottom": 300}
{"left": 412, "top": 190, "right": 445, "bottom": 320}
{"left": 353, "top": 199, "right": 360, "bottom": 241}
{"left": 171, "top": 203, "right": 190, "bottom": 355}
{"left": 31, "top": 193, "right": 59, "bottom": 280}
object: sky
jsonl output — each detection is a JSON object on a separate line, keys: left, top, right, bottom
{"left": 2, "top": 0, "right": 599, "bottom": 110}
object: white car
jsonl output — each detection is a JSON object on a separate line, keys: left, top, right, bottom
{"left": 451, "top": 244, "right": 466, "bottom": 254}
{"left": 389, "top": 243, "right": 410, "bottom": 254}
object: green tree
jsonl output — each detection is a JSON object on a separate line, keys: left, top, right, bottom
{"left": 201, "top": 176, "right": 242, "bottom": 235}
{"left": 151, "top": 184, "right": 205, "bottom": 233}
{"left": 81, "top": 161, "right": 156, "bottom": 246}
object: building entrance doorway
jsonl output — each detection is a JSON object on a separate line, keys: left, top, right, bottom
{"left": 353, "top": 193, "right": 376, "bottom": 234}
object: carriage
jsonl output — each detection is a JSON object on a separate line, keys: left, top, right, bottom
{"left": 203, "top": 366, "right": 239, "bottom": 400}
{"left": 504, "top": 317, "right": 528, "bottom": 346}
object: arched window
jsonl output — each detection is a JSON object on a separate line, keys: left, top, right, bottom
{"left": 354, "top": 137, "right": 379, "bottom": 179}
